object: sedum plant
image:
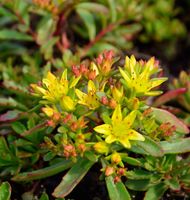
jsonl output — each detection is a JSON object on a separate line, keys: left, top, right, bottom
{"left": 3, "top": 52, "right": 189, "bottom": 199}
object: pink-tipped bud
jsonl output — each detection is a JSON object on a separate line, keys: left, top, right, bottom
{"left": 105, "top": 166, "right": 114, "bottom": 176}
{"left": 101, "top": 96, "right": 109, "bottom": 105}
{"left": 114, "top": 176, "right": 121, "bottom": 183}
{"left": 46, "top": 120, "right": 55, "bottom": 127}
{"left": 96, "top": 54, "right": 103, "bottom": 65}
{"left": 109, "top": 99, "right": 117, "bottom": 109}
{"left": 63, "top": 114, "right": 72, "bottom": 123}
{"left": 72, "top": 65, "right": 80, "bottom": 77}
{"left": 104, "top": 50, "right": 114, "bottom": 60}
{"left": 88, "top": 70, "right": 96, "bottom": 80}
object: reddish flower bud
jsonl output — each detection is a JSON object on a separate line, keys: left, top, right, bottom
{"left": 101, "top": 96, "right": 109, "bottom": 105}
{"left": 117, "top": 168, "right": 126, "bottom": 176}
{"left": 104, "top": 50, "right": 114, "bottom": 60}
{"left": 63, "top": 114, "right": 72, "bottom": 123}
{"left": 105, "top": 166, "right": 114, "bottom": 176}
{"left": 70, "top": 122, "right": 78, "bottom": 131}
{"left": 109, "top": 99, "right": 117, "bottom": 109}
{"left": 114, "top": 176, "right": 121, "bottom": 183}
{"left": 46, "top": 120, "right": 55, "bottom": 127}
{"left": 88, "top": 70, "right": 96, "bottom": 80}
{"left": 72, "top": 65, "right": 80, "bottom": 77}
{"left": 53, "top": 112, "right": 61, "bottom": 121}
{"left": 80, "top": 64, "right": 88, "bottom": 75}
{"left": 78, "top": 144, "right": 86, "bottom": 153}
{"left": 96, "top": 54, "right": 103, "bottom": 65}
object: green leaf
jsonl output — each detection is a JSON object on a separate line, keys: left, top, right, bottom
{"left": 126, "top": 170, "right": 152, "bottom": 180}
{"left": 108, "top": 0, "right": 117, "bottom": 22}
{"left": 39, "top": 192, "right": 49, "bottom": 200}
{"left": 0, "top": 29, "right": 32, "bottom": 41}
{"left": 11, "top": 122, "right": 26, "bottom": 134}
{"left": 37, "top": 16, "right": 56, "bottom": 44}
{"left": 76, "top": 2, "right": 108, "bottom": 14}
{"left": 0, "top": 182, "right": 11, "bottom": 200}
{"left": 120, "top": 155, "right": 141, "bottom": 166}
{"left": 84, "top": 151, "right": 98, "bottom": 162}
{"left": 144, "top": 182, "right": 168, "bottom": 200}
{"left": 165, "top": 178, "right": 180, "bottom": 190}
{"left": 181, "top": 174, "right": 190, "bottom": 184}
{"left": 160, "top": 138, "right": 190, "bottom": 154}
{"left": 126, "top": 179, "right": 150, "bottom": 191}
{"left": 152, "top": 108, "right": 189, "bottom": 134}
{"left": 12, "top": 159, "right": 73, "bottom": 181}
{"left": 53, "top": 158, "right": 95, "bottom": 198}
{"left": 132, "top": 136, "right": 164, "bottom": 157}
{"left": 76, "top": 8, "right": 96, "bottom": 41}
{"left": 106, "top": 176, "right": 131, "bottom": 200}
{"left": 0, "top": 97, "right": 27, "bottom": 111}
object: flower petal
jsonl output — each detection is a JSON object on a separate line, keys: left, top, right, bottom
{"left": 127, "top": 129, "right": 145, "bottom": 141}
{"left": 149, "top": 78, "right": 167, "bottom": 90}
{"left": 94, "top": 124, "right": 112, "bottom": 135}
{"left": 88, "top": 80, "right": 96, "bottom": 93}
{"left": 119, "top": 67, "right": 131, "bottom": 84}
{"left": 112, "top": 104, "right": 122, "bottom": 123}
{"left": 105, "top": 135, "right": 117, "bottom": 143}
{"left": 123, "top": 110, "right": 137, "bottom": 128}
{"left": 75, "top": 89, "right": 87, "bottom": 101}
{"left": 119, "top": 137, "right": 131, "bottom": 148}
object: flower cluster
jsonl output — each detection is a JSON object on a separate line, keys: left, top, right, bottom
{"left": 31, "top": 51, "right": 167, "bottom": 175}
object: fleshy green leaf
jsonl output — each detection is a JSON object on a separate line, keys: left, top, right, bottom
{"left": 160, "top": 138, "right": 190, "bottom": 154}
{"left": 132, "top": 136, "right": 164, "bottom": 157}
{"left": 126, "top": 179, "right": 150, "bottom": 191}
{"left": 12, "top": 159, "right": 73, "bottom": 181}
{"left": 11, "top": 121, "right": 26, "bottom": 134}
{"left": 0, "top": 182, "right": 11, "bottom": 200}
{"left": 106, "top": 176, "right": 131, "bottom": 200}
{"left": 0, "top": 29, "right": 32, "bottom": 41}
{"left": 76, "top": 8, "right": 96, "bottom": 41}
{"left": 53, "top": 158, "right": 95, "bottom": 198}
{"left": 144, "top": 182, "right": 168, "bottom": 200}
{"left": 165, "top": 178, "right": 180, "bottom": 190}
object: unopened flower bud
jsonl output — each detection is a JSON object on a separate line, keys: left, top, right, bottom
{"left": 78, "top": 144, "right": 86, "bottom": 153}
{"left": 109, "top": 99, "right": 117, "bottom": 109}
{"left": 114, "top": 176, "right": 121, "bottom": 183}
{"left": 63, "top": 114, "right": 72, "bottom": 123}
{"left": 46, "top": 120, "right": 55, "bottom": 127}
{"left": 70, "top": 122, "right": 78, "bottom": 132}
{"left": 111, "top": 152, "right": 121, "bottom": 164}
{"left": 117, "top": 168, "right": 126, "bottom": 176}
{"left": 88, "top": 70, "right": 96, "bottom": 80}
{"left": 101, "top": 96, "right": 109, "bottom": 105}
{"left": 94, "top": 142, "right": 109, "bottom": 154}
{"left": 105, "top": 166, "right": 114, "bottom": 176}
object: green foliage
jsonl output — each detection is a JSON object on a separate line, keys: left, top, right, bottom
{"left": 0, "top": 182, "right": 11, "bottom": 200}
{"left": 0, "top": 1, "right": 189, "bottom": 200}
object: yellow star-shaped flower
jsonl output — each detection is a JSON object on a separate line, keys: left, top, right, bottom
{"left": 30, "top": 70, "right": 80, "bottom": 111}
{"left": 75, "top": 80, "right": 100, "bottom": 110}
{"left": 119, "top": 55, "right": 167, "bottom": 97}
{"left": 94, "top": 105, "right": 144, "bottom": 148}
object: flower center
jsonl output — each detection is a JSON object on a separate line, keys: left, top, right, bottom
{"left": 112, "top": 122, "right": 128, "bottom": 137}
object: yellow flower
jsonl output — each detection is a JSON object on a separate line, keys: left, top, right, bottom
{"left": 94, "top": 141, "right": 110, "bottom": 154}
{"left": 119, "top": 55, "right": 167, "bottom": 97}
{"left": 41, "top": 70, "right": 69, "bottom": 102}
{"left": 94, "top": 105, "right": 144, "bottom": 148}
{"left": 75, "top": 80, "right": 100, "bottom": 109}
{"left": 31, "top": 70, "right": 80, "bottom": 111}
